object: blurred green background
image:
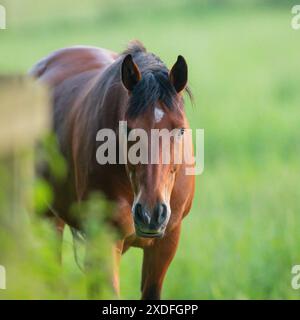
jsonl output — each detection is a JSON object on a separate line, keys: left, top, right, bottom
{"left": 0, "top": 0, "right": 300, "bottom": 299}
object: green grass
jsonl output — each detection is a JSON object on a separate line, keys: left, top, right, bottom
{"left": 1, "top": 1, "right": 300, "bottom": 299}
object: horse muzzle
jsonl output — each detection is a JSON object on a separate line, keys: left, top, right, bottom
{"left": 133, "top": 202, "right": 169, "bottom": 238}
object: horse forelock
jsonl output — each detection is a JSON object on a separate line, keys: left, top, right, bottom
{"left": 122, "top": 39, "right": 147, "bottom": 55}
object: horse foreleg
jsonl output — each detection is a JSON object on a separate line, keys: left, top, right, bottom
{"left": 141, "top": 224, "right": 181, "bottom": 300}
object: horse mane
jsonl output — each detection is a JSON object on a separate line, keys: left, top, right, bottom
{"left": 122, "top": 39, "right": 147, "bottom": 56}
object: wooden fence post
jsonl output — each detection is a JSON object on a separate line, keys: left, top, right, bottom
{"left": 0, "top": 75, "right": 50, "bottom": 228}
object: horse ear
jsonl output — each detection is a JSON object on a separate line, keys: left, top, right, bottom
{"left": 121, "top": 54, "right": 141, "bottom": 91}
{"left": 169, "top": 55, "right": 188, "bottom": 93}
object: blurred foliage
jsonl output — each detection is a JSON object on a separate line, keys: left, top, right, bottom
{"left": 33, "top": 133, "right": 67, "bottom": 215}
{"left": 0, "top": 194, "right": 116, "bottom": 299}
{"left": 0, "top": 0, "right": 300, "bottom": 299}
{"left": 37, "top": 133, "right": 68, "bottom": 182}
{"left": 32, "top": 178, "right": 53, "bottom": 215}
{"left": 0, "top": 144, "right": 116, "bottom": 299}
{"left": 72, "top": 193, "right": 117, "bottom": 299}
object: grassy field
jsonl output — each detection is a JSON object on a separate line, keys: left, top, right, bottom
{"left": 1, "top": 1, "right": 300, "bottom": 299}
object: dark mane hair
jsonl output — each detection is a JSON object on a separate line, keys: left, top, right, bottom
{"left": 89, "top": 40, "right": 192, "bottom": 122}
{"left": 121, "top": 40, "right": 186, "bottom": 118}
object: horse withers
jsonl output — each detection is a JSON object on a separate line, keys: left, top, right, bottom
{"left": 30, "top": 41, "right": 195, "bottom": 299}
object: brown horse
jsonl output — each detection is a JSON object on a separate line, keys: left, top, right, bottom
{"left": 30, "top": 41, "right": 195, "bottom": 299}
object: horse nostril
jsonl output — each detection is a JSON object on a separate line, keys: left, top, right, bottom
{"left": 156, "top": 203, "right": 168, "bottom": 225}
{"left": 134, "top": 203, "right": 151, "bottom": 225}
{"left": 135, "top": 203, "right": 142, "bottom": 218}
